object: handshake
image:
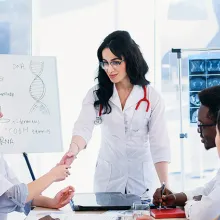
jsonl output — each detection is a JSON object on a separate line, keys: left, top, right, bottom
{"left": 47, "top": 164, "right": 71, "bottom": 182}
{"left": 46, "top": 149, "right": 76, "bottom": 183}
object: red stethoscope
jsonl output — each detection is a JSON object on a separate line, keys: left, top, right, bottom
{"left": 94, "top": 86, "right": 150, "bottom": 125}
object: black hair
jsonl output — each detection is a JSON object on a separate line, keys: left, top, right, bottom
{"left": 217, "top": 110, "right": 220, "bottom": 133}
{"left": 94, "top": 30, "right": 150, "bottom": 114}
{"left": 198, "top": 86, "right": 220, "bottom": 122}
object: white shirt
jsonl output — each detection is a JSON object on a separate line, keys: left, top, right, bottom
{"left": 184, "top": 169, "right": 220, "bottom": 220}
{"left": 72, "top": 85, "right": 171, "bottom": 196}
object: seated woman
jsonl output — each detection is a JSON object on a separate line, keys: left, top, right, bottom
{"left": 0, "top": 112, "right": 74, "bottom": 220}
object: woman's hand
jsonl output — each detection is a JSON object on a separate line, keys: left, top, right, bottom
{"left": 59, "top": 150, "right": 75, "bottom": 166}
{"left": 49, "top": 165, "right": 71, "bottom": 182}
{"left": 49, "top": 186, "right": 74, "bottom": 209}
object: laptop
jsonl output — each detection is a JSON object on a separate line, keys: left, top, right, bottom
{"left": 70, "top": 192, "right": 141, "bottom": 211}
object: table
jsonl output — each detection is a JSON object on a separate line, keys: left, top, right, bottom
{"left": 26, "top": 206, "right": 187, "bottom": 220}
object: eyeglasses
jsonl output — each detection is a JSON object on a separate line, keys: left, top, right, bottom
{"left": 197, "top": 121, "right": 216, "bottom": 134}
{"left": 99, "top": 60, "right": 124, "bottom": 70}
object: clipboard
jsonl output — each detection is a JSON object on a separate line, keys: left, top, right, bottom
{"left": 70, "top": 192, "right": 141, "bottom": 211}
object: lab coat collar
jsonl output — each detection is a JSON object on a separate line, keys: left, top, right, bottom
{"left": 124, "top": 85, "right": 143, "bottom": 111}
{"left": 109, "top": 84, "right": 121, "bottom": 110}
{"left": 109, "top": 84, "right": 144, "bottom": 111}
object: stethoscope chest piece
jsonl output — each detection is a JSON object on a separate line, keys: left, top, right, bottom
{"left": 94, "top": 116, "right": 102, "bottom": 125}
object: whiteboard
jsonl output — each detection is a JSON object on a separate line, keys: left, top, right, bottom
{"left": 0, "top": 55, "right": 63, "bottom": 153}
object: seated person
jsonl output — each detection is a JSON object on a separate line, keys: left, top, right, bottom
{"left": 0, "top": 112, "right": 74, "bottom": 220}
{"left": 153, "top": 86, "right": 220, "bottom": 220}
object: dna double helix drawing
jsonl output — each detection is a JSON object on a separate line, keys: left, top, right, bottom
{"left": 29, "top": 61, "right": 50, "bottom": 115}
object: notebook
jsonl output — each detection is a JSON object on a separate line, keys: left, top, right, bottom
{"left": 150, "top": 208, "right": 186, "bottom": 219}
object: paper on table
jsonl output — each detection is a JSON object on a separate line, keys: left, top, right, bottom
{"left": 27, "top": 213, "right": 135, "bottom": 220}
{"left": 102, "top": 210, "right": 150, "bottom": 220}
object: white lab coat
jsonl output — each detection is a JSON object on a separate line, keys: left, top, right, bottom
{"left": 73, "top": 85, "right": 170, "bottom": 196}
{"left": 184, "top": 169, "right": 220, "bottom": 220}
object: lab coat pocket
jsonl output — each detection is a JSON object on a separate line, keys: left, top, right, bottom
{"left": 94, "top": 158, "right": 112, "bottom": 192}
{"left": 131, "top": 111, "right": 150, "bottom": 138}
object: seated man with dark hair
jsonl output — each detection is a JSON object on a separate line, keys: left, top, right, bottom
{"left": 153, "top": 86, "right": 220, "bottom": 220}
{"left": 197, "top": 85, "right": 220, "bottom": 150}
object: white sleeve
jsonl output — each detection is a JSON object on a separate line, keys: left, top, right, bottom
{"left": 148, "top": 89, "right": 171, "bottom": 164}
{"left": 72, "top": 88, "right": 96, "bottom": 144}
{"left": 184, "top": 185, "right": 220, "bottom": 220}
{"left": 184, "top": 176, "right": 217, "bottom": 200}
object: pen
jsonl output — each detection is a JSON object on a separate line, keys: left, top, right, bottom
{"left": 70, "top": 198, "right": 75, "bottom": 210}
{"left": 159, "top": 182, "right": 166, "bottom": 210}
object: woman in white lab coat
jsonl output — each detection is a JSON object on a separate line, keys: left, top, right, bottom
{"left": 60, "top": 30, "right": 171, "bottom": 197}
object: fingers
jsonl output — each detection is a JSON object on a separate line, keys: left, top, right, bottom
{"left": 60, "top": 186, "right": 72, "bottom": 194}
{"left": 60, "top": 192, "right": 74, "bottom": 207}
{"left": 67, "top": 151, "right": 75, "bottom": 157}
{"left": 59, "top": 156, "right": 68, "bottom": 165}
{"left": 60, "top": 187, "right": 75, "bottom": 198}
{"left": 162, "top": 194, "right": 173, "bottom": 201}
{"left": 164, "top": 188, "right": 172, "bottom": 195}
{"left": 61, "top": 186, "right": 74, "bottom": 193}
{"left": 162, "top": 195, "right": 167, "bottom": 200}
{"left": 64, "top": 157, "right": 74, "bottom": 166}
{"left": 59, "top": 152, "right": 74, "bottom": 166}
{"left": 64, "top": 165, "right": 71, "bottom": 177}
{"left": 153, "top": 187, "right": 173, "bottom": 206}
{"left": 68, "top": 186, "right": 75, "bottom": 192}
{"left": 66, "top": 170, "right": 71, "bottom": 176}
{"left": 153, "top": 188, "right": 162, "bottom": 205}
{"left": 56, "top": 165, "right": 71, "bottom": 179}
{"left": 68, "top": 191, "right": 74, "bottom": 200}
{"left": 161, "top": 194, "right": 175, "bottom": 206}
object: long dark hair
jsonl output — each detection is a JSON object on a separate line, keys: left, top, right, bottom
{"left": 217, "top": 110, "right": 220, "bottom": 133}
{"left": 94, "top": 30, "right": 150, "bottom": 114}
